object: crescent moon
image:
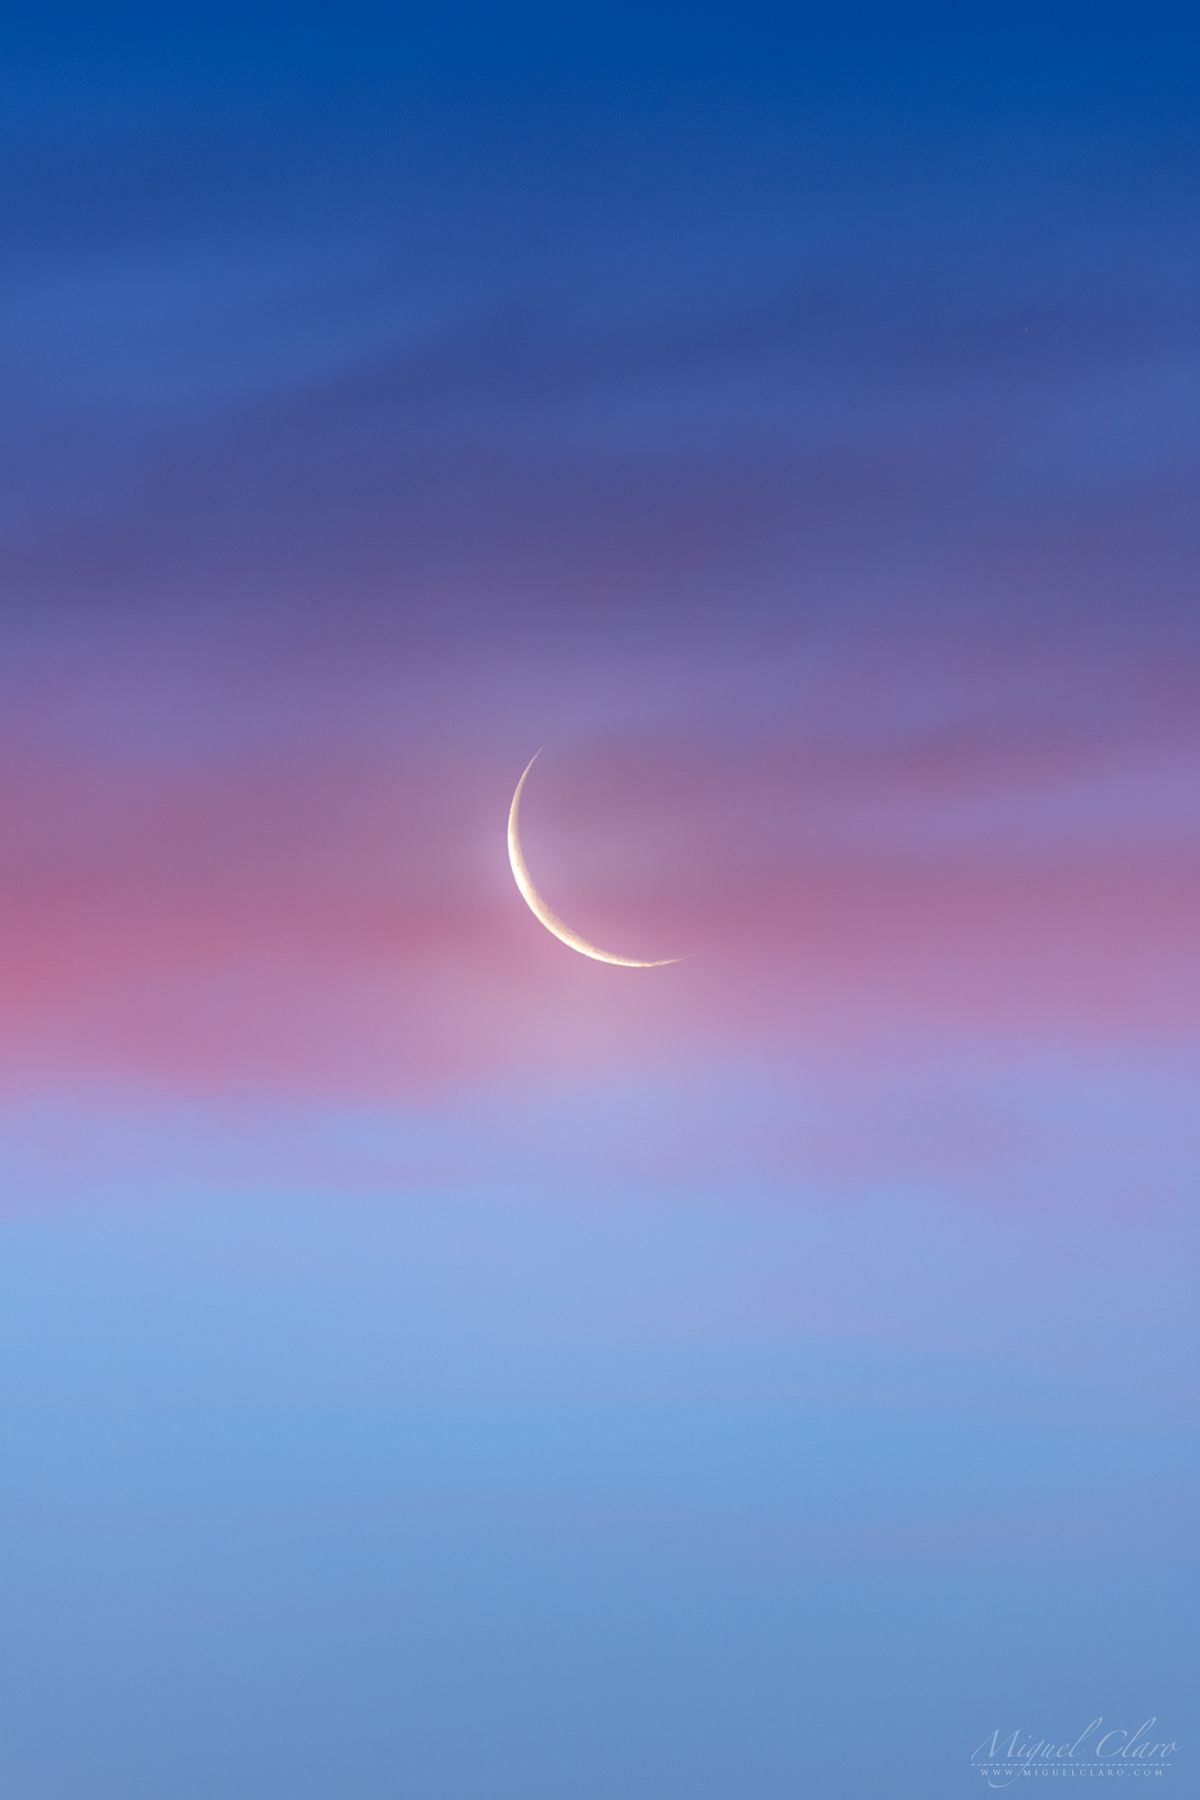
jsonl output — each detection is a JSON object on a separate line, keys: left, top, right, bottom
{"left": 507, "top": 751, "right": 682, "bottom": 967}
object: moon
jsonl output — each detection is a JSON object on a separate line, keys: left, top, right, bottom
{"left": 507, "top": 751, "right": 682, "bottom": 967}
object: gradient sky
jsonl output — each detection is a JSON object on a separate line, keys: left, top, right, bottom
{"left": 2, "top": 9, "right": 1197, "bottom": 1797}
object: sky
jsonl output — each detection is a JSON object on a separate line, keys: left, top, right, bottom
{"left": 1, "top": 8, "right": 1197, "bottom": 1796}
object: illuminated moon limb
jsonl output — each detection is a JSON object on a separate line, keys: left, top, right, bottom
{"left": 507, "top": 751, "right": 681, "bottom": 967}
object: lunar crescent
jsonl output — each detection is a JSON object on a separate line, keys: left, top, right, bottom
{"left": 507, "top": 751, "right": 681, "bottom": 967}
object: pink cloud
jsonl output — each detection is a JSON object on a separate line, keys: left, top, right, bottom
{"left": 0, "top": 675, "right": 1194, "bottom": 1099}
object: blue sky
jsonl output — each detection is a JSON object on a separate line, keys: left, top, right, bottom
{"left": 1, "top": 5, "right": 1197, "bottom": 1795}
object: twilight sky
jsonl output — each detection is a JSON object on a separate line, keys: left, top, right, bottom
{"left": 2, "top": 9, "right": 1197, "bottom": 1797}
